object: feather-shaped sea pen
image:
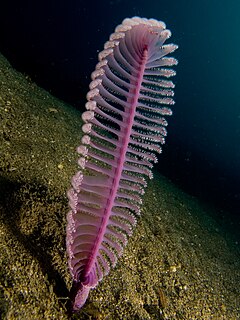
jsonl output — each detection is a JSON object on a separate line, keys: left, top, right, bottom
{"left": 66, "top": 16, "right": 178, "bottom": 311}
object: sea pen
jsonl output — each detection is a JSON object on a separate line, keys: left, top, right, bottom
{"left": 66, "top": 16, "right": 178, "bottom": 311}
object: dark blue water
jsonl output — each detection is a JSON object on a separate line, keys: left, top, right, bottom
{"left": 0, "top": 0, "right": 239, "bottom": 231}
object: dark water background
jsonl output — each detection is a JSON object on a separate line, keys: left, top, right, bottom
{"left": 0, "top": 0, "right": 239, "bottom": 229}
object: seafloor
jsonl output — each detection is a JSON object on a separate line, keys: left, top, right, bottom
{"left": 0, "top": 52, "right": 239, "bottom": 320}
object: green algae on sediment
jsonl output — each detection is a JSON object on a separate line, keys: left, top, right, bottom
{"left": 0, "top": 52, "right": 240, "bottom": 319}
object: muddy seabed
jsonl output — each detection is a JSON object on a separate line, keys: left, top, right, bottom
{"left": 0, "top": 53, "right": 239, "bottom": 320}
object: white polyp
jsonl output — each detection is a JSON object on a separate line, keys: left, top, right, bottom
{"left": 67, "top": 189, "right": 78, "bottom": 212}
{"left": 150, "top": 19, "right": 166, "bottom": 29}
{"left": 71, "top": 171, "right": 84, "bottom": 193}
{"left": 161, "top": 137, "right": 165, "bottom": 144}
{"left": 82, "top": 123, "right": 92, "bottom": 134}
{"left": 141, "top": 18, "right": 149, "bottom": 24}
{"left": 115, "top": 25, "right": 131, "bottom": 33}
{"left": 96, "top": 59, "right": 108, "bottom": 70}
{"left": 160, "top": 29, "right": 171, "bottom": 40}
{"left": 86, "top": 88, "right": 99, "bottom": 100}
{"left": 91, "top": 69, "right": 104, "bottom": 80}
{"left": 132, "top": 17, "right": 147, "bottom": 24}
{"left": 98, "top": 48, "right": 113, "bottom": 61}
{"left": 104, "top": 41, "right": 119, "bottom": 50}
{"left": 161, "top": 69, "right": 177, "bottom": 78}
{"left": 161, "top": 97, "right": 175, "bottom": 105}
{"left": 110, "top": 32, "right": 125, "bottom": 41}
{"left": 164, "top": 58, "right": 177, "bottom": 66}
{"left": 122, "top": 17, "right": 139, "bottom": 26}
{"left": 163, "top": 44, "right": 178, "bottom": 53}
{"left": 78, "top": 157, "right": 86, "bottom": 169}
{"left": 85, "top": 101, "right": 97, "bottom": 111}
{"left": 160, "top": 107, "right": 173, "bottom": 115}
{"left": 81, "top": 135, "right": 91, "bottom": 145}
{"left": 148, "top": 19, "right": 160, "bottom": 26}
{"left": 76, "top": 145, "right": 88, "bottom": 156}
{"left": 89, "top": 79, "right": 102, "bottom": 90}
{"left": 82, "top": 111, "right": 94, "bottom": 122}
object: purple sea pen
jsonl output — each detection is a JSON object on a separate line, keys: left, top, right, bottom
{"left": 66, "top": 16, "right": 178, "bottom": 311}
